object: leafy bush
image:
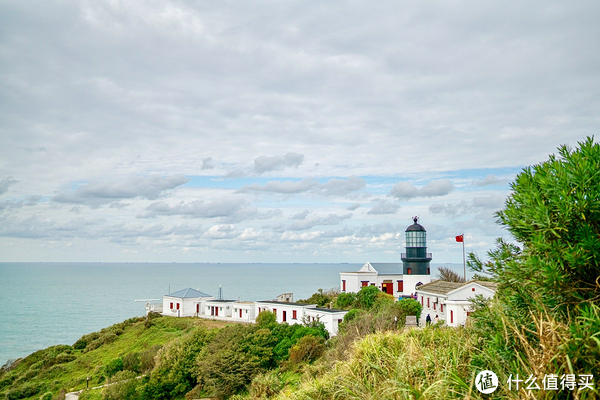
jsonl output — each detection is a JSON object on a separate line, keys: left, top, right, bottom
{"left": 102, "top": 370, "right": 140, "bottom": 400}
{"left": 288, "top": 336, "right": 325, "bottom": 364}
{"left": 104, "top": 357, "right": 123, "bottom": 378}
{"left": 334, "top": 292, "right": 357, "bottom": 309}
{"left": 298, "top": 288, "right": 338, "bottom": 307}
{"left": 123, "top": 352, "right": 141, "bottom": 373}
{"left": 141, "top": 327, "right": 215, "bottom": 399}
{"left": 355, "top": 285, "right": 380, "bottom": 309}
{"left": 255, "top": 310, "right": 277, "bottom": 328}
{"left": 250, "top": 370, "right": 284, "bottom": 398}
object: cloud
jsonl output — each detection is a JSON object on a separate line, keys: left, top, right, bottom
{"left": 201, "top": 157, "right": 214, "bottom": 170}
{"left": 290, "top": 209, "right": 310, "bottom": 220}
{"left": 473, "top": 175, "right": 509, "bottom": 186}
{"left": 346, "top": 203, "right": 361, "bottom": 211}
{"left": 288, "top": 213, "right": 352, "bottom": 231}
{"left": 141, "top": 196, "right": 246, "bottom": 219}
{"left": 54, "top": 175, "right": 189, "bottom": 206}
{"left": 388, "top": 179, "right": 454, "bottom": 200}
{"left": 239, "top": 178, "right": 319, "bottom": 194}
{"left": 318, "top": 176, "right": 366, "bottom": 196}
{"left": 367, "top": 200, "right": 400, "bottom": 215}
{"left": 0, "top": 177, "right": 18, "bottom": 195}
{"left": 254, "top": 152, "right": 304, "bottom": 174}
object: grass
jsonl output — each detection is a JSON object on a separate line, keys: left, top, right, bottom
{"left": 0, "top": 315, "right": 233, "bottom": 400}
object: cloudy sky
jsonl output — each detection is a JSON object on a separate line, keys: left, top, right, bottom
{"left": 1, "top": 1, "right": 598, "bottom": 263}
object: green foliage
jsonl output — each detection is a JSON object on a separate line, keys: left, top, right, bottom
{"left": 298, "top": 288, "right": 338, "bottom": 307}
{"left": 334, "top": 292, "right": 357, "bottom": 309}
{"left": 38, "top": 392, "right": 53, "bottom": 400}
{"left": 288, "top": 335, "right": 325, "bottom": 364}
{"left": 250, "top": 370, "right": 284, "bottom": 399}
{"left": 102, "top": 370, "right": 140, "bottom": 400}
{"left": 396, "top": 297, "right": 423, "bottom": 322}
{"left": 355, "top": 285, "right": 380, "bottom": 309}
{"left": 255, "top": 310, "right": 277, "bottom": 328}
{"left": 122, "top": 352, "right": 141, "bottom": 373}
{"left": 142, "top": 327, "right": 215, "bottom": 399}
{"left": 103, "top": 357, "right": 123, "bottom": 377}
{"left": 437, "top": 266, "right": 465, "bottom": 283}
{"left": 342, "top": 308, "right": 361, "bottom": 324}
{"left": 497, "top": 136, "right": 600, "bottom": 309}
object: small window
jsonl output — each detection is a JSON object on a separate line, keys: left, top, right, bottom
{"left": 273, "top": 308, "right": 277, "bottom": 317}
{"left": 407, "top": 268, "right": 412, "bottom": 274}
{"left": 176, "top": 303, "right": 180, "bottom": 310}
{"left": 170, "top": 302, "right": 173, "bottom": 310}
{"left": 361, "top": 281, "right": 369, "bottom": 287}
{"left": 397, "top": 280, "right": 404, "bottom": 292}
{"left": 427, "top": 297, "right": 430, "bottom": 308}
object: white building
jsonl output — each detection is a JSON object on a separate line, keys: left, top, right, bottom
{"left": 340, "top": 217, "right": 433, "bottom": 299}
{"left": 416, "top": 280, "right": 498, "bottom": 327}
{"left": 203, "top": 299, "right": 236, "bottom": 319}
{"left": 254, "top": 301, "right": 316, "bottom": 325}
{"left": 305, "top": 307, "right": 347, "bottom": 337}
{"left": 161, "top": 288, "right": 213, "bottom": 317}
{"left": 232, "top": 301, "right": 256, "bottom": 322}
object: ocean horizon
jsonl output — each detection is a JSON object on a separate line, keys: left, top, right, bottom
{"left": 0, "top": 261, "right": 467, "bottom": 365}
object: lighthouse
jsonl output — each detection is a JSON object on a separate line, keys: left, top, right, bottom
{"left": 401, "top": 216, "right": 432, "bottom": 275}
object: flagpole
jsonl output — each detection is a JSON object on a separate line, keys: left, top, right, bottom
{"left": 462, "top": 236, "right": 466, "bottom": 282}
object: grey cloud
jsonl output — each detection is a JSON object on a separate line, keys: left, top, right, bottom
{"left": 367, "top": 200, "right": 400, "bottom": 215}
{"left": 388, "top": 179, "right": 454, "bottom": 200}
{"left": 0, "top": 177, "right": 18, "bottom": 195}
{"left": 290, "top": 209, "right": 310, "bottom": 220}
{"left": 239, "top": 178, "right": 319, "bottom": 194}
{"left": 288, "top": 213, "right": 352, "bottom": 231}
{"left": 318, "top": 176, "right": 366, "bottom": 196}
{"left": 347, "top": 203, "right": 361, "bottom": 211}
{"left": 254, "top": 152, "right": 304, "bottom": 174}
{"left": 54, "top": 175, "right": 189, "bottom": 206}
{"left": 141, "top": 197, "right": 246, "bottom": 219}
{"left": 201, "top": 157, "right": 214, "bottom": 170}
{"left": 473, "top": 175, "right": 509, "bottom": 186}
{"left": 429, "top": 194, "right": 507, "bottom": 217}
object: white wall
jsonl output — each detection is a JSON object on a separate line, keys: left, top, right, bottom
{"left": 340, "top": 272, "right": 377, "bottom": 293}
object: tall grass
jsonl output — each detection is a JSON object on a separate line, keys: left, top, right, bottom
{"left": 278, "top": 326, "right": 477, "bottom": 400}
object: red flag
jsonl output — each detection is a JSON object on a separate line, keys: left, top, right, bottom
{"left": 455, "top": 235, "right": 464, "bottom": 243}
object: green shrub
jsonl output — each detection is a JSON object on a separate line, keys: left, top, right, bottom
{"left": 104, "top": 357, "right": 123, "bottom": 377}
{"left": 102, "top": 370, "right": 140, "bottom": 400}
{"left": 123, "top": 352, "right": 141, "bottom": 373}
{"left": 255, "top": 310, "right": 276, "bottom": 328}
{"left": 39, "top": 392, "right": 53, "bottom": 400}
{"left": 334, "top": 292, "right": 357, "bottom": 309}
{"left": 355, "top": 285, "right": 380, "bottom": 309}
{"left": 342, "top": 308, "right": 361, "bottom": 323}
{"left": 288, "top": 336, "right": 325, "bottom": 364}
{"left": 250, "top": 370, "right": 284, "bottom": 398}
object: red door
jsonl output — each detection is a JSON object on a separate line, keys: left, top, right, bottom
{"left": 239, "top": 309, "right": 243, "bottom": 318}
{"left": 283, "top": 311, "right": 287, "bottom": 322}
{"left": 215, "top": 307, "right": 219, "bottom": 316}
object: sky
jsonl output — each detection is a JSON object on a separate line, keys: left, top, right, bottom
{"left": 1, "top": 1, "right": 599, "bottom": 264}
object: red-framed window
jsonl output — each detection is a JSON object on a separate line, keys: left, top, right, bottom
{"left": 427, "top": 297, "right": 430, "bottom": 308}
{"left": 292, "top": 310, "right": 297, "bottom": 320}
{"left": 239, "top": 309, "right": 243, "bottom": 318}
{"left": 273, "top": 308, "right": 277, "bottom": 318}
{"left": 176, "top": 303, "right": 180, "bottom": 310}
{"left": 397, "top": 280, "right": 403, "bottom": 292}
{"left": 441, "top": 304, "right": 444, "bottom": 312}
{"left": 342, "top": 280, "right": 346, "bottom": 291}
{"left": 283, "top": 311, "right": 287, "bottom": 322}
{"left": 361, "top": 281, "right": 369, "bottom": 287}
{"left": 407, "top": 268, "right": 412, "bottom": 274}
{"left": 421, "top": 296, "right": 423, "bottom": 306}
{"left": 450, "top": 310, "right": 454, "bottom": 324}
{"left": 170, "top": 302, "right": 173, "bottom": 310}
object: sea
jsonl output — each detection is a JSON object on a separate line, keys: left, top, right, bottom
{"left": 0, "top": 262, "right": 466, "bottom": 365}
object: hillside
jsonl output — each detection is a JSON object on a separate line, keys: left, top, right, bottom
{"left": 0, "top": 314, "right": 231, "bottom": 400}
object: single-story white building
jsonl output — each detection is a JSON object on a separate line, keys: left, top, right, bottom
{"left": 203, "top": 299, "right": 236, "bottom": 319}
{"left": 254, "top": 301, "right": 316, "bottom": 325}
{"left": 305, "top": 307, "right": 347, "bottom": 336}
{"left": 162, "top": 288, "right": 213, "bottom": 317}
{"left": 416, "top": 280, "right": 498, "bottom": 327}
{"left": 232, "top": 301, "right": 256, "bottom": 322}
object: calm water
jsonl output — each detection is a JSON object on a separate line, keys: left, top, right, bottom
{"left": 0, "top": 262, "right": 464, "bottom": 365}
